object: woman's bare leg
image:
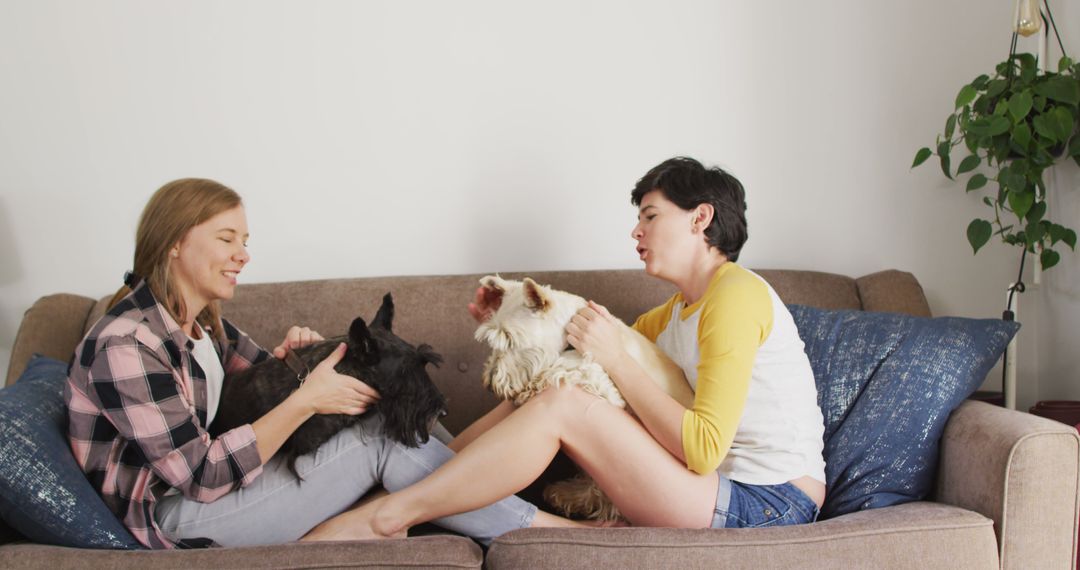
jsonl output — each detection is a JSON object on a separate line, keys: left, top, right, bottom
{"left": 370, "top": 385, "right": 718, "bottom": 536}
{"left": 448, "top": 400, "right": 515, "bottom": 452}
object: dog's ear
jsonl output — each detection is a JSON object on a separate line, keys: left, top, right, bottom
{"left": 373, "top": 293, "right": 395, "bottom": 331}
{"left": 523, "top": 278, "right": 551, "bottom": 312}
{"left": 349, "top": 317, "right": 380, "bottom": 363}
{"left": 479, "top": 275, "right": 508, "bottom": 293}
{"left": 418, "top": 344, "right": 443, "bottom": 368}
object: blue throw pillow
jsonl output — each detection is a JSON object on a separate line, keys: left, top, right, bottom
{"left": 0, "top": 355, "right": 141, "bottom": 549}
{"left": 787, "top": 305, "right": 1019, "bottom": 520}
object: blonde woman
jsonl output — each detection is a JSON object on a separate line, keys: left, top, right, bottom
{"left": 64, "top": 178, "right": 578, "bottom": 549}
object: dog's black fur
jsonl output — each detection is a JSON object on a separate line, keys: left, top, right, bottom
{"left": 210, "top": 293, "right": 447, "bottom": 479}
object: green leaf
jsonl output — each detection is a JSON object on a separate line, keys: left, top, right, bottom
{"left": 1001, "top": 168, "right": 1027, "bottom": 192}
{"left": 957, "top": 154, "right": 980, "bottom": 174}
{"left": 955, "top": 85, "right": 978, "bottom": 109}
{"left": 1009, "top": 90, "right": 1034, "bottom": 122}
{"left": 1026, "top": 201, "right": 1047, "bottom": 223}
{"left": 1008, "top": 188, "right": 1035, "bottom": 219}
{"left": 967, "top": 219, "right": 993, "bottom": 254}
{"left": 1066, "top": 229, "right": 1078, "bottom": 250}
{"left": 1026, "top": 221, "right": 1046, "bottom": 243}
{"left": 1060, "top": 56, "right": 1075, "bottom": 73}
{"left": 1020, "top": 61, "right": 1037, "bottom": 83}
{"left": 986, "top": 116, "right": 1011, "bottom": 136}
{"left": 944, "top": 114, "right": 957, "bottom": 139}
{"left": 1041, "top": 248, "right": 1060, "bottom": 270}
{"left": 912, "top": 147, "right": 932, "bottom": 168}
{"left": 986, "top": 79, "right": 1008, "bottom": 99}
{"left": 983, "top": 196, "right": 995, "bottom": 207}
{"left": 938, "top": 141, "right": 952, "bottom": 179}
{"left": 967, "top": 174, "right": 988, "bottom": 191}
{"left": 1034, "top": 76, "right": 1080, "bottom": 105}
{"left": 1013, "top": 121, "right": 1033, "bottom": 152}
{"left": 1049, "top": 223, "right": 1066, "bottom": 244}
{"left": 1011, "top": 158, "right": 1030, "bottom": 175}
{"left": 1017, "top": 53, "right": 1037, "bottom": 72}
{"left": 1051, "top": 107, "right": 1075, "bottom": 141}
{"left": 972, "top": 74, "right": 990, "bottom": 89}
{"left": 967, "top": 116, "right": 1011, "bottom": 137}
{"left": 1033, "top": 113, "right": 1059, "bottom": 142}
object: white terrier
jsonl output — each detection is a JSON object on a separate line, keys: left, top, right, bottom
{"left": 474, "top": 275, "right": 694, "bottom": 521}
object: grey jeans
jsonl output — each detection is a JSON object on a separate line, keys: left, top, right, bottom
{"left": 154, "top": 415, "right": 537, "bottom": 546}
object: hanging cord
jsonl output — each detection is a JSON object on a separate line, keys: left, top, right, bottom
{"left": 1001, "top": 247, "right": 1027, "bottom": 397}
{"left": 1041, "top": 0, "right": 1067, "bottom": 59}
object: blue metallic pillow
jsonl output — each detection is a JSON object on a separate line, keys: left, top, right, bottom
{"left": 787, "top": 305, "right": 1020, "bottom": 520}
{"left": 0, "top": 355, "right": 140, "bottom": 549}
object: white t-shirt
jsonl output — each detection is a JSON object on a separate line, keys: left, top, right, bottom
{"left": 189, "top": 332, "right": 225, "bottom": 427}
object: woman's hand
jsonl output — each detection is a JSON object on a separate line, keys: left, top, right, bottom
{"left": 566, "top": 301, "right": 625, "bottom": 371}
{"left": 468, "top": 286, "right": 503, "bottom": 323}
{"left": 296, "top": 343, "right": 380, "bottom": 416}
{"left": 273, "top": 326, "right": 324, "bottom": 359}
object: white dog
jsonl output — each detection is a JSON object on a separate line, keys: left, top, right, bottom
{"left": 474, "top": 275, "right": 694, "bottom": 521}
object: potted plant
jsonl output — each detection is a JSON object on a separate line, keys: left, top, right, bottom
{"left": 912, "top": 51, "right": 1079, "bottom": 270}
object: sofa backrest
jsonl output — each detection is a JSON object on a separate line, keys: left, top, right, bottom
{"left": 8, "top": 268, "right": 929, "bottom": 433}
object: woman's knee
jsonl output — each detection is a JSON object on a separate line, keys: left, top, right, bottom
{"left": 525, "top": 384, "right": 601, "bottom": 419}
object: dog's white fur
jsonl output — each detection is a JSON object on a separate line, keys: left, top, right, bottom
{"left": 474, "top": 275, "right": 694, "bottom": 520}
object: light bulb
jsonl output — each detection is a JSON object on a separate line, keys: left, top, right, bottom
{"left": 1015, "top": 0, "right": 1043, "bottom": 37}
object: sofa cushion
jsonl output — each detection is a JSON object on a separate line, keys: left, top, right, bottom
{"left": 486, "top": 502, "right": 997, "bottom": 570}
{"left": 787, "top": 305, "right": 1019, "bottom": 519}
{"left": 0, "top": 355, "right": 141, "bottom": 549}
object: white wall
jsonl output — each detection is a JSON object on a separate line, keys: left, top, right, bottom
{"left": 0, "top": 1, "right": 1073, "bottom": 410}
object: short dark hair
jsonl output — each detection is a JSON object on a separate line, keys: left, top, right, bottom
{"left": 631, "top": 157, "right": 748, "bottom": 261}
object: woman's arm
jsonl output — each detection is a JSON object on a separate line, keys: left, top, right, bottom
{"left": 568, "top": 302, "right": 688, "bottom": 460}
{"left": 88, "top": 336, "right": 264, "bottom": 502}
{"left": 250, "top": 343, "right": 379, "bottom": 463}
{"left": 223, "top": 322, "right": 379, "bottom": 463}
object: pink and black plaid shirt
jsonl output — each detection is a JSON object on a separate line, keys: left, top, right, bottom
{"left": 64, "top": 281, "right": 269, "bottom": 549}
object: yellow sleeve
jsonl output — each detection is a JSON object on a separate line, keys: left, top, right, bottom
{"left": 681, "top": 273, "right": 773, "bottom": 474}
{"left": 631, "top": 295, "right": 679, "bottom": 342}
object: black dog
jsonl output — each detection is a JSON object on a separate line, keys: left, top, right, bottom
{"left": 211, "top": 293, "right": 447, "bottom": 478}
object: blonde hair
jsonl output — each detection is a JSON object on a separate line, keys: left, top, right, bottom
{"left": 109, "top": 178, "right": 243, "bottom": 341}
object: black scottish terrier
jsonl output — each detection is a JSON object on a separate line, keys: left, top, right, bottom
{"left": 211, "top": 293, "right": 447, "bottom": 478}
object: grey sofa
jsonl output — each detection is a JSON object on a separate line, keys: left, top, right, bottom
{"left": 3, "top": 268, "right": 1078, "bottom": 569}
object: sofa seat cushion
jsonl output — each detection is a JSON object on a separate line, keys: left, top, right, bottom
{"left": 787, "top": 306, "right": 1019, "bottom": 519}
{"left": 485, "top": 502, "right": 997, "bottom": 570}
{"left": 0, "top": 534, "right": 483, "bottom": 569}
{"left": 0, "top": 356, "right": 141, "bottom": 549}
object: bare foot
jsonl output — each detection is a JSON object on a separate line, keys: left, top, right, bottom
{"left": 301, "top": 495, "right": 407, "bottom": 542}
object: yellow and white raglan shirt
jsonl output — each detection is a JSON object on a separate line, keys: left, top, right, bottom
{"left": 633, "top": 263, "right": 826, "bottom": 485}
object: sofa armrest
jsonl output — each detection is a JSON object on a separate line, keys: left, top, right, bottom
{"left": 937, "top": 400, "right": 1080, "bottom": 569}
{"left": 6, "top": 294, "right": 97, "bottom": 387}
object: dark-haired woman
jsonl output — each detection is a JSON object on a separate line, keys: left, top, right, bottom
{"left": 305, "top": 157, "right": 827, "bottom": 540}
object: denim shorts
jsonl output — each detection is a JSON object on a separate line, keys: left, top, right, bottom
{"left": 710, "top": 477, "right": 820, "bottom": 528}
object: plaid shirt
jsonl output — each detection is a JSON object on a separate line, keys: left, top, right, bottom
{"left": 64, "top": 281, "right": 269, "bottom": 549}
